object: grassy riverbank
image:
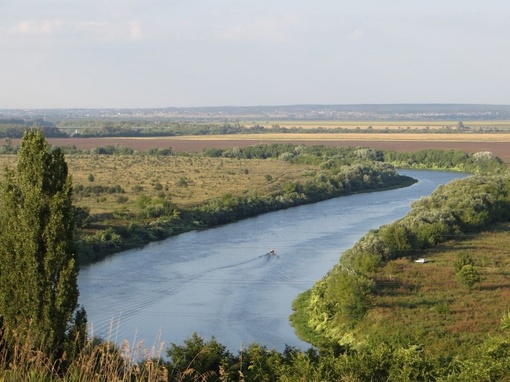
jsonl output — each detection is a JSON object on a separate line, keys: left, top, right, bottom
{"left": 291, "top": 170, "right": 510, "bottom": 360}
{"left": 361, "top": 222, "right": 510, "bottom": 358}
{"left": 292, "top": 221, "right": 510, "bottom": 357}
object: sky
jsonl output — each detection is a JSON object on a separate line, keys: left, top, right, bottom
{"left": 1, "top": 0, "right": 510, "bottom": 109}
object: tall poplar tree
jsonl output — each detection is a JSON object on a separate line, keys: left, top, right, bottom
{"left": 0, "top": 130, "right": 83, "bottom": 357}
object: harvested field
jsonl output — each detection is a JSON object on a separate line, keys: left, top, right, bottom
{"left": 10, "top": 133, "right": 510, "bottom": 163}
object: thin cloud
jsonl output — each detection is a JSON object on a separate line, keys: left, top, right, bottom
{"left": 215, "top": 15, "right": 300, "bottom": 44}
{"left": 7, "top": 19, "right": 142, "bottom": 43}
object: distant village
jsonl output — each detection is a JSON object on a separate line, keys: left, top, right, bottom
{"left": 1, "top": 104, "right": 510, "bottom": 123}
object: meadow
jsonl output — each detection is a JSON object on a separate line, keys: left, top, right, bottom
{"left": 362, "top": 222, "right": 510, "bottom": 358}
{"left": 0, "top": 154, "right": 315, "bottom": 216}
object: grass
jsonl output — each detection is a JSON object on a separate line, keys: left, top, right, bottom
{"left": 354, "top": 222, "right": 510, "bottom": 358}
{"left": 0, "top": 325, "right": 168, "bottom": 382}
{"left": 0, "top": 154, "right": 315, "bottom": 216}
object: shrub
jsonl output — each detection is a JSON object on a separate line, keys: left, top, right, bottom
{"left": 454, "top": 252, "right": 474, "bottom": 272}
{"left": 456, "top": 264, "right": 480, "bottom": 289}
{"left": 116, "top": 195, "right": 128, "bottom": 204}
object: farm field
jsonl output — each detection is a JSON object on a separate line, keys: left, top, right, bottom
{"left": 10, "top": 131, "right": 510, "bottom": 163}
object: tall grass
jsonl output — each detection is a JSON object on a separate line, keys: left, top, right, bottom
{"left": 0, "top": 325, "right": 168, "bottom": 382}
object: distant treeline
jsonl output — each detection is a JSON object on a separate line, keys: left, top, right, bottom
{"left": 0, "top": 120, "right": 66, "bottom": 138}
{"left": 1, "top": 136, "right": 507, "bottom": 175}
{"left": 51, "top": 120, "right": 510, "bottom": 135}
{"left": 0, "top": 119, "right": 508, "bottom": 139}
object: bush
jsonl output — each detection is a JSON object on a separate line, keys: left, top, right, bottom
{"left": 454, "top": 252, "right": 475, "bottom": 273}
{"left": 341, "top": 233, "right": 392, "bottom": 273}
{"left": 456, "top": 264, "right": 481, "bottom": 289}
{"left": 115, "top": 195, "right": 128, "bottom": 203}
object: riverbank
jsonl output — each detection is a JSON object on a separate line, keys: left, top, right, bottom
{"left": 290, "top": 172, "right": 510, "bottom": 358}
{"left": 77, "top": 173, "right": 417, "bottom": 264}
{"left": 75, "top": 143, "right": 506, "bottom": 264}
{"left": 78, "top": 170, "right": 464, "bottom": 352}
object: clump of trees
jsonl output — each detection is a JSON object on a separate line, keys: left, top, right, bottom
{"left": 384, "top": 148, "right": 507, "bottom": 174}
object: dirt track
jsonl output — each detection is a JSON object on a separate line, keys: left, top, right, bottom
{"left": 25, "top": 136, "right": 510, "bottom": 164}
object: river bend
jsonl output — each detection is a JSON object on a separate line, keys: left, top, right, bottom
{"left": 78, "top": 170, "right": 466, "bottom": 352}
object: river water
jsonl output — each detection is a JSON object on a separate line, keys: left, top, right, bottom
{"left": 78, "top": 170, "right": 466, "bottom": 352}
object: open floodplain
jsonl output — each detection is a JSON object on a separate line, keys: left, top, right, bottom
{"left": 3, "top": 130, "right": 509, "bottom": 218}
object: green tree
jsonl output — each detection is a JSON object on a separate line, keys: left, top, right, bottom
{"left": 379, "top": 222, "right": 416, "bottom": 257}
{"left": 325, "top": 265, "right": 374, "bottom": 326}
{"left": 0, "top": 130, "right": 84, "bottom": 357}
{"left": 341, "top": 233, "right": 392, "bottom": 273}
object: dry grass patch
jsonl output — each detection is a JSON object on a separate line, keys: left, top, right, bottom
{"left": 0, "top": 154, "right": 315, "bottom": 216}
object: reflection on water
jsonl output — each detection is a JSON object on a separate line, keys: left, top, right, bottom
{"left": 79, "top": 170, "right": 467, "bottom": 351}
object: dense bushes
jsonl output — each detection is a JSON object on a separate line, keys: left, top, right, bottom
{"left": 385, "top": 148, "right": 507, "bottom": 174}
{"left": 74, "top": 183, "right": 125, "bottom": 197}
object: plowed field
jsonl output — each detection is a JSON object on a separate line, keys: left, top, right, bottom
{"left": 14, "top": 133, "right": 510, "bottom": 163}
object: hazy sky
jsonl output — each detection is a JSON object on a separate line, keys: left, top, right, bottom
{"left": 1, "top": 1, "right": 510, "bottom": 108}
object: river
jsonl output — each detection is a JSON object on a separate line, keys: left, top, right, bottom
{"left": 78, "top": 170, "right": 467, "bottom": 353}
